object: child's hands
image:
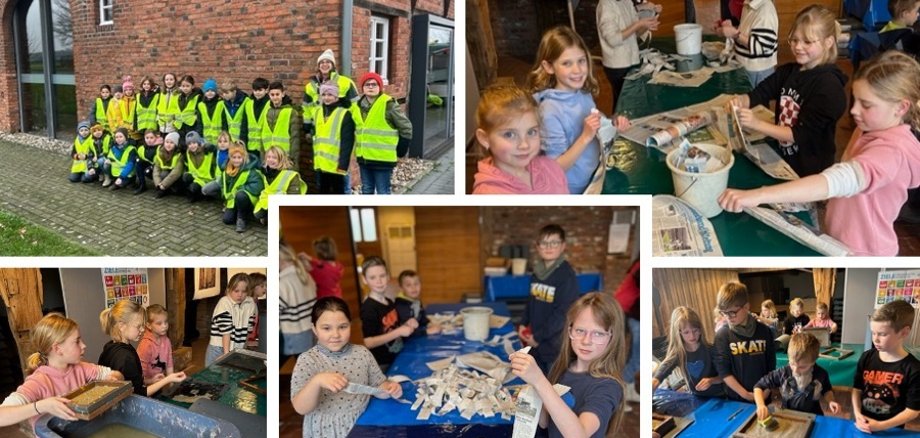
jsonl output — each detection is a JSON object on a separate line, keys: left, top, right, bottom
{"left": 166, "top": 372, "right": 187, "bottom": 383}
{"left": 735, "top": 107, "right": 760, "bottom": 130}
{"left": 509, "top": 351, "right": 546, "bottom": 385}
{"left": 728, "top": 95, "right": 750, "bottom": 110}
{"left": 152, "top": 373, "right": 166, "bottom": 382}
{"left": 854, "top": 413, "right": 882, "bottom": 432}
{"left": 426, "top": 324, "right": 442, "bottom": 335}
{"left": 740, "top": 390, "right": 755, "bottom": 402}
{"left": 695, "top": 377, "right": 715, "bottom": 391}
{"left": 636, "top": 17, "right": 660, "bottom": 33}
{"left": 756, "top": 404, "right": 770, "bottom": 421}
{"left": 828, "top": 400, "right": 840, "bottom": 415}
{"left": 581, "top": 111, "right": 602, "bottom": 141}
{"left": 614, "top": 115, "right": 632, "bottom": 131}
{"left": 720, "top": 22, "right": 740, "bottom": 39}
{"left": 397, "top": 319, "right": 418, "bottom": 337}
{"left": 378, "top": 380, "right": 403, "bottom": 399}
{"left": 518, "top": 325, "right": 537, "bottom": 347}
{"left": 718, "top": 188, "right": 761, "bottom": 213}
{"left": 115, "top": 177, "right": 123, "bottom": 186}
{"left": 37, "top": 397, "right": 77, "bottom": 421}
{"left": 108, "top": 370, "right": 125, "bottom": 381}
{"left": 314, "top": 372, "right": 348, "bottom": 393}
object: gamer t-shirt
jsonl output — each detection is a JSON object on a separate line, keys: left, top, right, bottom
{"left": 854, "top": 348, "right": 920, "bottom": 422}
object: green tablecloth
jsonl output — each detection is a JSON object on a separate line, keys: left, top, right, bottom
{"left": 159, "top": 353, "right": 267, "bottom": 416}
{"left": 776, "top": 343, "right": 864, "bottom": 387}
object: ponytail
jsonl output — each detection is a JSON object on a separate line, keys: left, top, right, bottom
{"left": 27, "top": 313, "right": 79, "bottom": 375}
{"left": 100, "top": 300, "right": 144, "bottom": 343}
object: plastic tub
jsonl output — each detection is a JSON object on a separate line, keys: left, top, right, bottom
{"left": 665, "top": 143, "right": 734, "bottom": 218}
{"left": 674, "top": 23, "right": 703, "bottom": 55}
{"left": 461, "top": 306, "right": 494, "bottom": 341}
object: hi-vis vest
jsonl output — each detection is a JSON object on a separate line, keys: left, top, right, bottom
{"left": 176, "top": 94, "right": 200, "bottom": 129}
{"left": 95, "top": 135, "right": 113, "bottom": 156}
{"left": 71, "top": 136, "right": 94, "bottom": 173}
{"left": 351, "top": 95, "right": 398, "bottom": 163}
{"left": 108, "top": 145, "right": 136, "bottom": 178}
{"left": 245, "top": 99, "right": 270, "bottom": 153}
{"left": 302, "top": 73, "right": 355, "bottom": 124}
{"left": 221, "top": 170, "right": 256, "bottom": 209}
{"left": 154, "top": 149, "right": 182, "bottom": 171}
{"left": 254, "top": 170, "right": 306, "bottom": 213}
{"left": 224, "top": 97, "right": 250, "bottom": 143}
{"left": 94, "top": 98, "right": 108, "bottom": 127}
{"left": 198, "top": 100, "right": 226, "bottom": 145}
{"left": 186, "top": 152, "right": 215, "bottom": 186}
{"left": 261, "top": 107, "right": 292, "bottom": 154}
{"left": 313, "top": 107, "right": 347, "bottom": 174}
{"left": 135, "top": 94, "right": 159, "bottom": 132}
{"left": 157, "top": 90, "right": 180, "bottom": 129}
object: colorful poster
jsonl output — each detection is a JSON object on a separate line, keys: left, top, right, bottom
{"left": 102, "top": 268, "right": 150, "bottom": 309}
{"left": 875, "top": 270, "right": 920, "bottom": 309}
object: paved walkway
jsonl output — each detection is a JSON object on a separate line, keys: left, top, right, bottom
{"left": 0, "top": 139, "right": 267, "bottom": 256}
{"left": 409, "top": 146, "right": 455, "bottom": 194}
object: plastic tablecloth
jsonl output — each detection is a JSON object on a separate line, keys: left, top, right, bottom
{"left": 777, "top": 343, "right": 864, "bottom": 387}
{"left": 483, "top": 273, "right": 603, "bottom": 301}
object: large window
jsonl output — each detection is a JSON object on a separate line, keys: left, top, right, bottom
{"left": 369, "top": 16, "right": 389, "bottom": 80}
{"left": 99, "top": 0, "right": 113, "bottom": 25}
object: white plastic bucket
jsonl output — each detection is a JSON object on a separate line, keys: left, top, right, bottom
{"left": 511, "top": 258, "right": 527, "bottom": 276}
{"left": 461, "top": 306, "right": 494, "bottom": 341}
{"left": 665, "top": 143, "right": 734, "bottom": 218}
{"left": 674, "top": 24, "right": 703, "bottom": 55}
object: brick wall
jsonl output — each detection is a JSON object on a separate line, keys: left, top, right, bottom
{"left": 0, "top": 0, "right": 21, "bottom": 132}
{"left": 489, "top": 0, "right": 605, "bottom": 60}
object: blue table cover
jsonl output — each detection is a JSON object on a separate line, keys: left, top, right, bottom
{"left": 484, "top": 273, "right": 603, "bottom": 301}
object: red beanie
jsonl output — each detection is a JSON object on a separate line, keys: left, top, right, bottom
{"left": 359, "top": 72, "right": 384, "bottom": 89}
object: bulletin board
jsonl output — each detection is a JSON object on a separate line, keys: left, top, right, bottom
{"left": 875, "top": 270, "right": 920, "bottom": 309}
{"left": 102, "top": 268, "right": 150, "bottom": 308}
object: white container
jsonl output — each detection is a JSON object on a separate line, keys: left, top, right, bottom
{"left": 665, "top": 143, "right": 734, "bottom": 218}
{"left": 511, "top": 258, "right": 527, "bottom": 276}
{"left": 461, "top": 306, "right": 494, "bottom": 341}
{"left": 674, "top": 23, "right": 703, "bottom": 55}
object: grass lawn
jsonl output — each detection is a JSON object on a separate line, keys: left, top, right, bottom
{"left": 0, "top": 210, "right": 99, "bottom": 256}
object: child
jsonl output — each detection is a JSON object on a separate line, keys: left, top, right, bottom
{"left": 175, "top": 75, "right": 203, "bottom": 148}
{"left": 509, "top": 292, "right": 625, "bottom": 437}
{"left": 352, "top": 72, "right": 412, "bottom": 195}
{"left": 879, "top": 0, "right": 920, "bottom": 53}
{"left": 713, "top": 281, "right": 776, "bottom": 401}
{"left": 0, "top": 314, "right": 123, "bottom": 429}
{"left": 528, "top": 26, "right": 609, "bottom": 194}
{"left": 755, "top": 299, "right": 780, "bottom": 335}
{"left": 728, "top": 5, "right": 847, "bottom": 177}
{"left": 88, "top": 84, "right": 112, "bottom": 128}
{"left": 302, "top": 49, "right": 358, "bottom": 131}
{"left": 754, "top": 332, "right": 839, "bottom": 419}
{"left": 519, "top": 224, "right": 580, "bottom": 373}
{"left": 309, "top": 236, "right": 344, "bottom": 299}
{"left": 157, "top": 72, "right": 179, "bottom": 135}
{"left": 136, "top": 304, "right": 175, "bottom": 384}
{"left": 804, "top": 302, "right": 838, "bottom": 333}
{"left": 263, "top": 81, "right": 302, "bottom": 168}
{"left": 312, "top": 81, "right": 355, "bottom": 194}
{"left": 246, "top": 272, "right": 267, "bottom": 349}
{"left": 597, "top": 0, "right": 660, "bottom": 113}
{"left": 182, "top": 130, "right": 216, "bottom": 203}
{"left": 134, "top": 129, "right": 162, "bottom": 195}
{"left": 253, "top": 146, "right": 306, "bottom": 225}
{"left": 213, "top": 143, "right": 264, "bottom": 232}
{"left": 291, "top": 296, "right": 402, "bottom": 438}
{"left": 852, "top": 299, "right": 920, "bottom": 432}
{"left": 134, "top": 76, "right": 159, "bottom": 138}
{"left": 103, "top": 128, "right": 137, "bottom": 190}
{"left": 715, "top": 0, "right": 779, "bottom": 87}
{"left": 198, "top": 78, "right": 227, "bottom": 146}
{"left": 105, "top": 84, "right": 124, "bottom": 135}
{"left": 783, "top": 297, "right": 810, "bottom": 335}
{"left": 721, "top": 50, "right": 920, "bottom": 255}
{"left": 152, "top": 132, "right": 186, "bottom": 198}
{"left": 395, "top": 270, "right": 441, "bottom": 337}
{"left": 99, "top": 300, "right": 186, "bottom": 395}
{"left": 215, "top": 130, "right": 233, "bottom": 171}
{"left": 89, "top": 123, "right": 111, "bottom": 181}
{"left": 221, "top": 80, "right": 251, "bottom": 149}
{"left": 245, "top": 77, "right": 271, "bottom": 154}
{"left": 473, "top": 85, "right": 569, "bottom": 194}
{"left": 281, "top": 242, "right": 318, "bottom": 356}
{"left": 359, "top": 256, "right": 417, "bottom": 368}
{"left": 69, "top": 121, "right": 96, "bottom": 183}
{"left": 113, "top": 76, "right": 138, "bottom": 140}
{"left": 652, "top": 306, "right": 724, "bottom": 397}
{"left": 206, "top": 272, "right": 257, "bottom": 366}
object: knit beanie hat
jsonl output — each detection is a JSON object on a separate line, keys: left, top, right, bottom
{"left": 165, "top": 132, "right": 180, "bottom": 146}
{"left": 317, "top": 49, "right": 336, "bottom": 66}
{"left": 77, "top": 120, "right": 90, "bottom": 131}
{"left": 185, "top": 131, "right": 203, "bottom": 145}
{"left": 319, "top": 81, "right": 340, "bottom": 97}
{"left": 90, "top": 123, "right": 104, "bottom": 134}
{"left": 113, "top": 85, "right": 123, "bottom": 93}
{"left": 202, "top": 78, "right": 218, "bottom": 93}
{"left": 122, "top": 76, "right": 134, "bottom": 92}
{"left": 359, "top": 72, "right": 384, "bottom": 89}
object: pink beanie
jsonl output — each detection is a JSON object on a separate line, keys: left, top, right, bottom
{"left": 319, "top": 81, "right": 339, "bottom": 97}
{"left": 122, "top": 75, "right": 135, "bottom": 92}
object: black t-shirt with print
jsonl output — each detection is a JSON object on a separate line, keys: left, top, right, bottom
{"left": 854, "top": 348, "right": 920, "bottom": 422}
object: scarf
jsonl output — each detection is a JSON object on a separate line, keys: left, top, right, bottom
{"left": 730, "top": 313, "right": 757, "bottom": 338}
{"left": 532, "top": 255, "right": 566, "bottom": 281}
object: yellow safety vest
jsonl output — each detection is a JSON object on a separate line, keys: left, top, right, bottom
{"left": 118, "top": 97, "right": 136, "bottom": 127}
{"left": 154, "top": 149, "right": 182, "bottom": 170}
{"left": 175, "top": 94, "right": 200, "bottom": 129}
{"left": 71, "top": 136, "right": 94, "bottom": 173}
{"left": 245, "top": 99, "right": 270, "bottom": 153}
{"left": 352, "top": 95, "right": 398, "bottom": 163}
{"left": 302, "top": 73, "right": 355, "bottom": 124}
{"left": 254, "top": 169, "right": 306, "bottom": 213}
{"left": 135, "top": 94, "right": 159, "bottom": 132}
{"left": 186, "top": 152, "right": 215, "bottom": 186}
{"left": 95, "top": 135, "right": 112, "bottom": 156}
{"left": 198, "top": 100, "right": 226, "bottom": 145}
{"left": 94, "top": 98, "right": 108, "bottom": 127}
{"left": 261, "top": 107, "right": 293, "bottom": 154}
{"left": 224, "top": 97, "right": 250, "bottom": 143}
{"left": 108, "top": 144, "right": 136, "bottom": 178}
{"left": 157, "top": 90, "right": 180, "bottom": 129}
{"left": 313, "top": 107, "right": 347, "bottom": 174}
{"left": 221, "top": 170, "right": 257, "bottom": 209}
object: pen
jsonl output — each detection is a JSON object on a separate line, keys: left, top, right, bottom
{"left": 726, "top": 407, "right": 745, "bottom": 422}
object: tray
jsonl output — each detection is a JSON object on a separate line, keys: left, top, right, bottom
{"left": 214, "top": 349, "right": 266, "bottom": 373}
{"left": 731, "top": 409, "right": 816, "bottom": 438}
{"left": 653, "top": 413, "right": 676, "bottom": 436}
{"left": 818, "top": 346, "right": 854, "bottom": 360}
{"left": 63, "top": 380, "right": 133, "bottom": 421}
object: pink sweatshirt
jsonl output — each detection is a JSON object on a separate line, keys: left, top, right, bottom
{"left": 805, "top": 317, "right": 837, "bottom": 331}
{"left": 137, "top": 330, "right": 174, "bottom": 379}
{"left": 825, "top": 124, "right": 920, "bottom": 256}
{"left": 472, "top": 156, "right": 569, "bottom": 194}
{"left": 6, "top": 362, "right": 105, "bottom": 427}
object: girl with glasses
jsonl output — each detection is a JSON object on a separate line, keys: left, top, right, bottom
{"left": 653, "top": 307, "right": 724, "bottom": 397}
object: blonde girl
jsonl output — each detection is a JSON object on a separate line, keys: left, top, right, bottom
{"left": 206, "top": 272, "right": 257, "bottom": 365}
{"left": 213, "top": 143, "right": 265, "bottom": 233}
{"left": 254, "top": 146, "right": 306, "bottom": 224}
{"left": 157, "top": 72, "right": 179, "bottom": 135}
{"left": 652, "top": 307, "right": 724, "bottom": 397}
{"left": 728, "top": 5, "right": 847, "bottom": 177}
{"left": 472, "top": 85, "right": 568, "bottom": 194}
{"left": 281, "top": 242, "right": 318, "bottom": 356}
{"left": 0, "top": 314, "right": 123, "bottom": 429}
{"left": 722, "top": 50, "right": 920, "bottom": 256}
{"left": 783, "top": 297, "right": 810, "bottom": 334}
{"left": 528, "top": 26, "right": 629, "bottom": 194}
{"left": 509, "top": 292, "right": 626, "bottom": 437}
{"left": 99, "top": 300, "right": 186, "bottom": 396}
{"left": 756, "top": 299, "right": 780, "bottom": 334}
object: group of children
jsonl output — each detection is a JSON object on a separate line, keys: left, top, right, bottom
{"left": 655, "top": 281, "right": 920, "bottom": 432}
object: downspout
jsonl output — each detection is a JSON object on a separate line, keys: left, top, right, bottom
{"left": 341, "top": 0, "right": 353, "bottom": 77}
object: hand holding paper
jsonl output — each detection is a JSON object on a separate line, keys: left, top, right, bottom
{"left": 315, "top": 372, "right": 348, "bottom": 393}
{"left": 509, "top": 347, "right": 545, "bottom": 386}
{"left": 378, "top": 380, "right": 403, "bottom": 399}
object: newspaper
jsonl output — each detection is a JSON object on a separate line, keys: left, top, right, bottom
{"left": 743, "top": 206, "right": 851, "bottom": 256}
{"left": 583, "top": 112, "right": 618, "bottom": 194}
{"left": 652, "top": 195, "right": 723, "bottom": 256}
{"left": 621, "top": 95, "right": 734, "bottom": 151}
{"left": 647, "top": 110, "right": 716, "bottom": 149}
{"left": 728, "top": 104, "right": 799, "bottom": 180}
{"left": 343, "top": 381, "right": 412, "bottom": 404}
{"left": 511, "top": 383, "right": 572, "bottom": 438}
{"left": 648, "top": 67, "right": 714, "bottom": 87}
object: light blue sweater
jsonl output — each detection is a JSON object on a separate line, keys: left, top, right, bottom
{"left": 533, "top": 88, "right": 599, "bottom": 194}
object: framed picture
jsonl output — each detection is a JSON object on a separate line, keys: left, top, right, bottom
{"left": 194, "top": 268, "right": 220, "bottom": 299}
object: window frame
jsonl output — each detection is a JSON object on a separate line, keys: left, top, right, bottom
{"left": 99, "top": 0, "right": 113, "bottom": 26}
{"left": 368, "top": 15, "right": 390, "bottom": 80}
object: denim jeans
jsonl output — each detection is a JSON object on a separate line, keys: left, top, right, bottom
{"left": 746, "top": 67, "right": 774, "bottom": 89}
{"left": 359, "top": 165, "right": 393, "bottom": 195}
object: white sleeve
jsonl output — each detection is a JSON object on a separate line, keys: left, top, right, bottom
{"left": 95, "top": 364, "right": 114, "bottom": 381}
{"left": 821, "top": 161, "right": 866, "bottom": 198}
{"left": 1, "top": 392, "right": 30, "bottom": 406}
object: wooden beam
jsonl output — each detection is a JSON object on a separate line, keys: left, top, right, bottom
{"left": 0, "top": 269, "right": 45, "bottom": 380}
{"left": 165, "top": 268, "right": 185, "bottom": 351}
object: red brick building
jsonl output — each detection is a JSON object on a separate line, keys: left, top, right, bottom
{"left": 0, "top": 0, "right": 455, "bottom": 157}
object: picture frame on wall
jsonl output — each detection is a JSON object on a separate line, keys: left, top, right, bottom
{"left": 194, "top": 268, "right": 220, "bottom": 299}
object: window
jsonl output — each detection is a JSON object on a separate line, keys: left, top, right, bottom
{"left": 99, "top": 0, "right": 113, "bottom": 25}
{"left": 350, "top": 208, "right": 377, "bottom": 242}
{"left": 369, "top": 16, "right": 389, "bottom": 80}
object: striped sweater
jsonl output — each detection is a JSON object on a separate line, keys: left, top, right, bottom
{"left": 209, "top": 295, "right": 257, "bottom": 350}
{"left": 279, "top": 265, "right": 316, "bottom": 337}
{"left": 733, "top": 0, "right": 778, "bottom": 73}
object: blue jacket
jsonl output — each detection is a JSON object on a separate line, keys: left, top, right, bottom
{"left": 533, "top": 88, "right": 599, "bottom": 194}
{"left": 110, "top": 142, "right": 137, "bottom": 179}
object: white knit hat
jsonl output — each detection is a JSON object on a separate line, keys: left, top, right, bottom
{"left": 317, "top": 49, "right": 336, "bottom": 66}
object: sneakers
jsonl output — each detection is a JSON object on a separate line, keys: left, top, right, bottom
{"left": 235, "top": 217, "right": 247, "bottom": 233}
{"left": 102, "top": 174, "right": 112, "bottom": 187}
{"left": 154, "top": 189, "right": 168, "bottom": 199}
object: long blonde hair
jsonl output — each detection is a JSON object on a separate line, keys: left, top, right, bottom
{"left": 527, "top": 26, "right": 599, "bottom": 95}
{"left": 790, "top": 5, "right": 840, "bottom": 65}
{"left": 264, "top": 146, "right": 294, "bottom": 170}
{"left": 663, "top": 307, "right": 709, "bottom": 391}
{"left": 547, "top": 293, "right": 625, "bottom": 433}
{"left": 761, "top": 299, "right": 777, "bottom": 318}
{"left": 854, "top": 50, "right": 920, "bottom": 131}
{"left": 27, "top": 313, "right": 79, "bottom": 374}
{"left": 100, "top": 300, "right": 144, "bottom": 343}
{"left": 280, "top": 242, "right": 310, "bottom": 285}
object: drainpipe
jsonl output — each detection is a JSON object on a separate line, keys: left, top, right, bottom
{"left": 341, "top": 0, "right": 353, "bottom": 77}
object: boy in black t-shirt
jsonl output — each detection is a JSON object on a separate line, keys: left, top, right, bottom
{"left": 782, "top": 297, "right": 811, "bottom": 335}
{"left": 359, "top": 256, "right": 417, "bottom": 369}
{"left": 713, "top": 281, "right": 776, "bottom": 402}
{"left": 853, "top": 300, "right": 920, "bottom": 432}
{"left": 754, "top": 332, "right": 839, "bottom": 419}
